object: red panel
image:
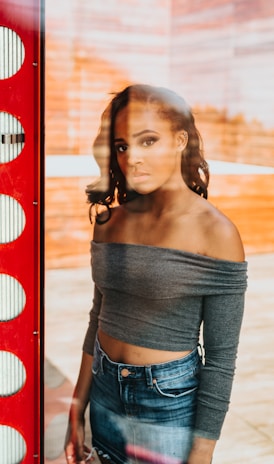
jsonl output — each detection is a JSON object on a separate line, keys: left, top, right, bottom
{"left": 0, "top": 0, "right": 44, "bottom": 462}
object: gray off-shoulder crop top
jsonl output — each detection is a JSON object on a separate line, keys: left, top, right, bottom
{"left": 83, "top": 241, "right": 248, "bottom": 440}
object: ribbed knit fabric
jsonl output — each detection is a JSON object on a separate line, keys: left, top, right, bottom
{"left": 83, "top": 241, "right": 247, "bottom": 439}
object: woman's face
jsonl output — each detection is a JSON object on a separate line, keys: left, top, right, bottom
{"left": 114, "top": 101, "right": 187, "bottom": 194}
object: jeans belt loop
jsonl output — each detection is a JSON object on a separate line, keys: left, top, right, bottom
{"left": 144, "top": 365, "right": 153, "bottom": 388}
{"left": 99, "top": 348, "right": 105, "bottom": 374}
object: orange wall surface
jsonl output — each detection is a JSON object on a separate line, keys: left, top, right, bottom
{"left": 46, "top": 0, "right": 274, "bottom": 163}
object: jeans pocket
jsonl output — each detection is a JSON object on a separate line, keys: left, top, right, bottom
{"left": 153, "top": 371, "right": 198, "bottom": 398}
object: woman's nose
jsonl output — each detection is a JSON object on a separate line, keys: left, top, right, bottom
{"left": 126, "top": 147, "right": 143, "bottom": 166}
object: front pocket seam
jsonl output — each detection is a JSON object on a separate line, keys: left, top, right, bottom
{"left": 153, "top": 380, "right": 197, "bottom": 398}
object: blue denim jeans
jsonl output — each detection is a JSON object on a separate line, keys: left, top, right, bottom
{"left": 89, "top": 337, "right": 201, "bottom": 464}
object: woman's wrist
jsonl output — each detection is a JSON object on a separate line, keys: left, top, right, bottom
{"left": 69, "top": 397, "right": 86, "bottom": 422}
{"left": 188, "top": 436, "right": 216, "bottom": 464}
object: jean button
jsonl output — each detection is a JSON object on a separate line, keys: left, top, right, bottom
{"left": 121, "top": 368, "right": 130, "bottom": 377}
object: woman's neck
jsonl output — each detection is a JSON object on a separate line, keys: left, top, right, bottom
{"left": 125, "top": 184, "right": 198, "bottom": 218}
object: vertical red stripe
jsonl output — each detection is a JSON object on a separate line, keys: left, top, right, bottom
{"left": 0, "top": 1, "right": 44, "bottom": 462}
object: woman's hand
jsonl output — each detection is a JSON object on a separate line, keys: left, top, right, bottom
{"left": 64, "top": 414, "right": 92, "bottom": 463}
{"left": 64, "top": 417, "right": 96, "bottom": 463}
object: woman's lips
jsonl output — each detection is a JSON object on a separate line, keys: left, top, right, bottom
{"left": 132, "top": 171, "right": 150, "bottom": 182}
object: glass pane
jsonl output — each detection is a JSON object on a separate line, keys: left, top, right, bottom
{"left": 0, "top": 351, "right": 26, "bottom": 396}
{"left": 44, "top": 1, "right": 274, "bottom": 463}
{"left": 0, "top": 425, "right": 26, "bottom": 464}
{"left": 0, "top": 194, "right": 26, "bottom": 244}
{"left": 0, "top": 26, "right": 25, "bottom": 80}
{"left": 0, "top": 274, "right": 26, "bottom": 321}
{"left": 0, "top": 112, "right": 25, "bottom": 163}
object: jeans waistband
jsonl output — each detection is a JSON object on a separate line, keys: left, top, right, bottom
{"left": 94, "top": 336, "right": 200, "bottom": 385}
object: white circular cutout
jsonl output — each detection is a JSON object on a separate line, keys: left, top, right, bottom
{"left": 0, "top": 425, "right": 26, "bottom": 463}
{"left": 0, "top": 112, "right": 25, "bottom": 163}
{"left": 0, "top": 274, "right": 26, "bottom": 321}
{"left": 0, "top": 195, "right": 26, "bottom": 243}
{"left": 0, "top": 351, "right": 26, "bottom": 397}
{"left": 0, "top": 27, "right": 25, "bottom": 79}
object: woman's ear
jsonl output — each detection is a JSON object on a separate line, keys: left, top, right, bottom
{"left": 176, "top": 130, "right": 188, "bottom": 151}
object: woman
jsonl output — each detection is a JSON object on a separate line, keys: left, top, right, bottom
{"left": 64, "top": 84, "right": 247, "bottom": 464}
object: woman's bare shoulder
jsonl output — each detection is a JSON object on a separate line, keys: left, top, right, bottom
{"left": 200, "top": 201, "right": 245, "bottom": 262}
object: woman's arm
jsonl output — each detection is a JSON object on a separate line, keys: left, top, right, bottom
{"left": 188, "top": 217, "right": 247, "bottom": 463}
{"left": 64, "top": 278, "right": 103, "bottom": 462}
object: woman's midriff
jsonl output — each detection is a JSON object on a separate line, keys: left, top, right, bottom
{"left": 98, "top": 329, "right": 192, "bottom": 365}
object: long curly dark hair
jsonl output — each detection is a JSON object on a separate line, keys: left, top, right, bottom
{"left": 86, "top": 84, "right": 209, "bottom": 223}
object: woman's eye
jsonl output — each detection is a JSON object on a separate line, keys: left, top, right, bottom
{"left": 115, "top": 144, "right": 128, "bottom": 153}
{"left": 142, "top": 137, "right": 158, "bottom": 147}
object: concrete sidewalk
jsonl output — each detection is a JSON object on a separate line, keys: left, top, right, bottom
{"left": 45, "top": 253, "right": 274, "bottom": 463}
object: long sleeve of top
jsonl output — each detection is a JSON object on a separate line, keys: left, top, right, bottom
{"left": 82, "top": 241, "right": 248, "bottom": 440}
